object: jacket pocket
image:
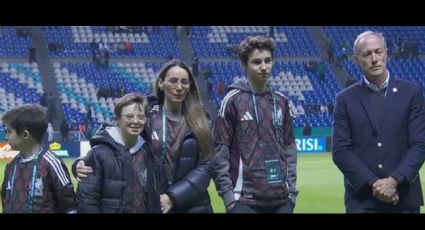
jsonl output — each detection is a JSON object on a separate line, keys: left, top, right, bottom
{"left": 100, "top": 198, "right": 121, "bottom": 213}
{"left": 242, "top": 142, "right": 289, "bottom": 202}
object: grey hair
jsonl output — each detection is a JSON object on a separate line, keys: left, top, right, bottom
{"left": 353, "top": 30, "right": 387, "bottom": 56}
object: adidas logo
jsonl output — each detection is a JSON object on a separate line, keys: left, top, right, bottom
{"left": 150, "top": 105, "right": 160, "bottom": 113}
{"left": 151, "top": 131, "right": 160, "bottom": 140}
{"left": 241, "top": 111, "right": 254, "bottom": 121}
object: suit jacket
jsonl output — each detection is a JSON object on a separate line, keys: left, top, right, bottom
{"left": 332, "top": 75, "right": 425, "bottom": 211}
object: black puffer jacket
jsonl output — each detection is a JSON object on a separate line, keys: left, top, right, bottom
{"left": 146, "top": 106, "right": 213, "bottom": 213}
{"left": 168, "top": 132, "right": 213, "bottom": 213}
{"left": 76, "top": 125, "right": 164, "bottom": 213}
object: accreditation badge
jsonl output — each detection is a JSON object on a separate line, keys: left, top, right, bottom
{"left": 265, "top": 159, "right": 283, "bottom": 184}
{"left": 259, "top": 142, "right": 285, "bottom": 185}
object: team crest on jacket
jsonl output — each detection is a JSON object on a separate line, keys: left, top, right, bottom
{"left": 138, "top": 168, "right": 147, "bottom": 187}
{"left": 34, "top": 177, "right": 43, "bottom": 197}
{"left": 274, "top": 107, "right": 283, "bottom": 126}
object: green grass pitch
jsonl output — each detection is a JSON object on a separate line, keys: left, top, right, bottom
{"left": 0, "top": 153, "right": 424, "bottom": 213}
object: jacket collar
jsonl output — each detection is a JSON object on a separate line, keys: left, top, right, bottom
{"left": 105, "top": 126, "right": 145, "bottom": 155}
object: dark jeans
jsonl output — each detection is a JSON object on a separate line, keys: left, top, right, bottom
{"left": 230, "top": 200, "right": 294, "bottom": 213}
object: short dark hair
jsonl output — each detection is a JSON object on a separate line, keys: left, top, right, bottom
{"left": 238, "top": 36, "right": 276, "bottom": 66}
{"left": 1, "top": 105, "right": 48, "bottom": 143}
{"left": 114, "top": 93, "right": 148, "bottom": 118}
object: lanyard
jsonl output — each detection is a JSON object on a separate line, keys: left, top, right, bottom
{"left": 28, "top": 151, "right": 41, "bottom": 213}
{"left": 9, "top": 148, "right": 42, "bottom": 213}
{"left": 251, "top": 92, "right": 280, "bottom": 139}
{"left": 251, "top": 93, "right": 260, "bottom": 124}
{"left": 161, "top": 110, "right": 167, "bottom": 161}
{"left": 9, "top": 164, "right": 17, "bottom": 212}
{"left": 161, "top": 110, "right": 175, "bottom": 186}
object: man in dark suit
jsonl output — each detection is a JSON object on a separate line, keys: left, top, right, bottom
{"left": 332, "top": 30, "right": 425, "bottom": 213}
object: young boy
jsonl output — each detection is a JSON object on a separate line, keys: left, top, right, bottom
{"left": 1, "top": 105, "right": 76, "bottom": 213}
{"left": 76, "top": 93, "right": 163, "bottom": 213}
{"left": 213, "top": 36, "right": 298, "bottom": 213}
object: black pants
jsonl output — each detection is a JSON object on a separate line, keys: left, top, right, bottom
{"left": 230, "top": 200, "right": 294, "bottom": 213}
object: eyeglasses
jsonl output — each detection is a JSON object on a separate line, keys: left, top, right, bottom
{"left": 120, "top": 114, "right": 146, "bottom": 122}
{"left": 165, "top": 78, "right": 191, "bottom": 88}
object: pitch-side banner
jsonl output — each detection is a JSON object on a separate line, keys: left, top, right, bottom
{"left": 295, "top": 137, "right": 328, "bottom": 153}
{"left": 0, "top": 142, "right": 19, "bottom": 160}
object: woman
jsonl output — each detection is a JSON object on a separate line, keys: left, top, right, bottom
{"left": 76, "top": 60, "right": 214, "bottom": 213}
{"left": 148, "top": 59, "right": 214, "bottom": 213}
{"left": 75, "top": 93, "right": 163, "bottom": 213}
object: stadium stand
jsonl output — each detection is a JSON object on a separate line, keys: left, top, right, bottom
{"left": 1, "top": 25, "right": 425, "bottom": 138}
